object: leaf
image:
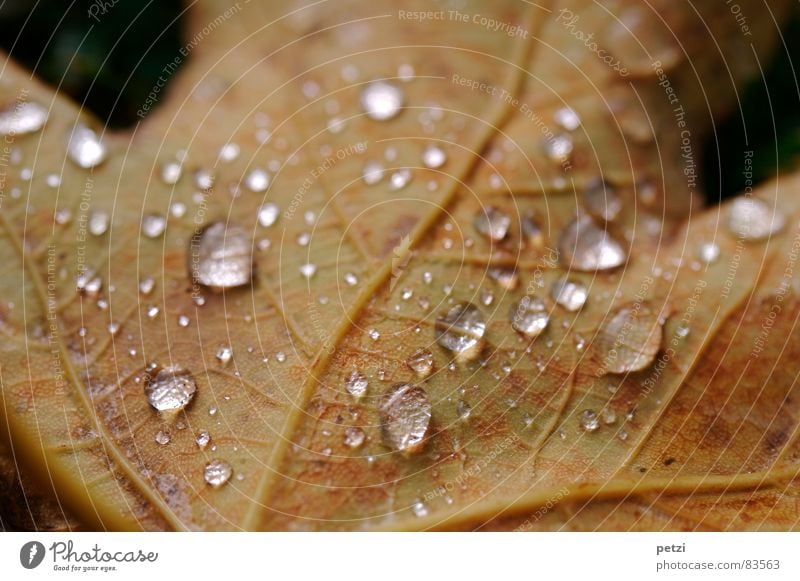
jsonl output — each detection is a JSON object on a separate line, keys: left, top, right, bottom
{"left": 0, "top": 0, "right": 798, "bottom": 531}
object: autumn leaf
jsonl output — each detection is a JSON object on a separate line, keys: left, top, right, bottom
{"left": 1, "top": 0, "right": 799, "bottom": 531}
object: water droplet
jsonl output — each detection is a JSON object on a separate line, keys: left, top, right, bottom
{"left": 583, "top": 179, "right": 622, "bottom": 222}
{"left": 196, "top": 430, "right": 211, "bottom": 450}
{"left": 204, "top": 459, "right": 232, "bottom": 488}
{"left": 0, "top": 100, "right": 47, "bottom": 135}
{"left": 435, "top": 302, "right": 486, "bottom": 362}
{"left": 389, "top": 168, "right": 412, "bottom": 191}
{"left": 457, "top": 400, "right": 472, "bottom": 420}
{"left": 257, "top": 202, "right": 279, "bottom": 227}
{"left": 727, "top": 197, "right": 784, "bottom": 241}
{"left": 558, "top": 215, "right": 626, "bottom": 272}
{"left": 275, "top": 351, "right": 286, "bottom": 363}
{"left": 147, "top": 305, "right": 160, "bottom": 319}
{"left": 544, "top": 134, "right": 573, "bottom": 163}
{"left": 141, "top": 213, "right": 167, "bottom": 238}
{"left": 191, "top": 222, "right": 252, "bottom": 290}
{"left": 487, "top": 267, "right": 518, "bottom": 290}
{"left": 422, "top": 271, "right": 433, "bottom": 285}
{"left": 411, "top": 500, "right": 429, "bottom": 518}
{"left": 480, "top": 289, "right": 494, "bottom": 306}
{"left": 245, "top": 169, "right": 270, "bottom": 192}
{"left": 299, "top": 263, "right": 317, "bottom": 279}
{"left": 160, "top": 160, "right": 182, "bottom": 185}
{"left": 345, "top": 371, "right": 368, "bottom": 398}
{"left": 361, "top": 81, "right": 404, "bottom": 121}
{"left": 474, "top": 206, "right": 511, "bottom": 241}
{"left": 379, "top": 383, "right": 431, "bottom": 454}
{"left": 178, "top": 315, "right": 190, "bottom": 327}
{"left": 155, "top": 430, "right": 171, "bottom": 445}
{"left": 406, "top": 349, "right": 434, "bottom": 378}
{"left": 139, "top": 277, "right": 155, "bottom": 295}
{"left": 598, "top": 303, "right": 664, "bottom": 374}
{"left": 422, "top": 145, "right": 446, "bottom": 169}
{"left": 67, "top": 125, "right": 107, "bottom": 169}
{"left": 521, "top": 213, "right": 545, "bottom": 248}
{"left": 194, "top": 169, "right": 214, "bottom": 190}
{"left": 550, "top": 278, "right": 588, "bottom": 311}
{"left": 344, "top": 272, "right": 358, "bottom": 286}
{"left": 697, "top": 242, "right": 720, "bottom": 264}
{"left": 362, "top": 161, "right": 384, "bottom": 185}
{"left": 675, "top": 324, "right": 690, "bottom": 339}
{"left": 579, "top": 409, "right": 599, "bottom": 432}
{"left": 368, "top": 328, "right": 381, "bottom": 340}
{"left": 218, "top": 142, "right": 240, "bottom": 162}
{"left": 554, "top": 107, "right": 581, "bottom": 131}
{"left": 54, "top": 208, "right": 72, "bottom": 225}
{"left": 144, "top": 366, "right": 197, "bottom": 412}
{"left": 216, "top": 345, "right": 233, "bottom": 365}
{"left": 344, "top": 427, "right": 366, "bottom": 449}
{"left": 601, "top": 408, "right": 617, "bottom": 425}
{"left": 510, "top": 296, "right": 549, "bottom": 338}
{"left": 107, "top": 322, "right": 120, "bottom": 335}
{"left": 46, "top": 173, "right": 61, "bottom": 188}
{"left": 89, "top": 211, "right": 109, "bottom": 236}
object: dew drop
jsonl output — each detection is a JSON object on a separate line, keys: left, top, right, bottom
{"left": 579, "top": 409, "right": 599, "bottom": 432}
{"left": 107, "top": 322, "right": 120, "bottom": 336}
{"left": 598, "top": 303, "right": 664, "bottom": 374}
{"left": 435, "top": 302, "right": 486, "bottom": 362}
{"left": 89, "top": 211, "right": 109, "bottom": 236}
{"left": 550, "top": 278, "right": 588, "bottom": 311}
{"left": 727, "top": 197, "right": 784, "bottom": 241}
{"left": 257, "top": 202, "right": 280, "bottom": 227}
{"left": 406, "top": 349, "right": 434, "bottom": 378}
{"left": 139, "top": 276, "right": 155, "bottom": 296}
{"left": 379, "top": 383, "right": 431, "bottom": 454}
{"left": 544, "top": 134, "right": 573, "bottom": 163}
{"left": 344, "top": 272, "right": 358, "bottom": 286}
{"left": 601, "top": 408, "right": 617, "bottom": 425}
{"left": 216, "top": 345, "right": 233, "bottom": 365}
{"left": 345, "top": 371, "right": 368, "bottom": 399}
{"left": 422, "top": 145, "right": 447, "bottom": 169}
{"left": 457, "top": 400, "right": 472, "bottom": 420}
{"left": 218, "top": 142, "right": 240, "bottom": 162}
{"left": 245, "top": 169, "right": 270, "bottom": 193}
{"left": 361, "top": 81, "right": 404, "bottom": 121}
{"left": 141, "top": 213, "right": 167, "bottom": 238}
{"left": 697, "top": 242, "right": 720, "bottom": 264}
{"left": 554, "top": 107, "right": 581, "bottom": 131}
{"left": 177, "top": 315, "right": 190, "bottom": 327}
{"left": 160, "top": 160, "right": 182, "bottom": 185}
{"left": 510, "top": 296, "right": 549, "bottom": 338}
{"left": 583, "top": 179, "right": 622, "bottom": 222}
{"left": 487, "top": 267, "right": 519, "bottom": 290}
{"left": 411, "top": 500, "right": 429, "bottom": 518}
{"left": 558, "top": 215, "right": 626, "bottom": 272}
{"left": 521, "top": 213, "right": 545, "bottom": 248}
{"left": 344, "top": 427, "right": 366, "bottom": 449}
{"left": 389, "top": 168, "right": 412, "bottom": 191}
{"left": 0, "top": 100, "right": 47, "bottom": 135}
{"left": 473, "top": 206, "right": 511, "bottom": 241}
{"left": 204, "top": 459, "right": 232, "bottom": 488}
{"left": 154, "top": 430, "right": 171, "bottom": 445}
{"left": 275, "top": 351, "right": 286, "bottom": 363}
{"left": 194, "top": 169, "right": 214, "bottom": 190}
{"left": 67, "top": 125, "right": 107, "bottom": 169}
{"left": 196, "top": 430, "right": 211, "bottom": 450}
{"left": 362, "top": 161, "right": 384, "bottom": 185}
{"left": 191, "top": 222, "right": 253, "bottom": 290}
{"left": 299, "top": 263, "right": 317, "bottom": 279}
{"left": 144, "top": 366, "right": 197, "bottom": 412}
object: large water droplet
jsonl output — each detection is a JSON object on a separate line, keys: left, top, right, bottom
{"left": 474, "top": 206, "right": 511, "bottom": 241}
{"left": 558, "top": 215, "right": 626, "bottom": 272}
{"left": 379, "top": 383, "right": 431, "bottom": 454}
{"left": 204, "top": 459, "right": 232, "bottom": 488}
{"left": 144, "top": 366, "right": 197, "bottom": 412}
{"left": 550, "top": 278, "right": 588, "bottom": 311}
{"left": 67, "top": 125, "right": 107, "bottom": 169}
{"left": 345, "top": 371, "right": 368, "bottom": 399}
{"left": 406, "top": 349, "right": 434, "bottom": 378}
{"left": 361, "top": 81, "right": 404, "bottom": 121}
{"left": 0, "top": 100, "right": 48, "bottom": 135}
{"left": 435, "top": 302, "right": 486, "bottom": 362}
{"left": 598, "top": 303, "right": 664, "bottom": 374}
{"left": 510, "top": 296, "right": 549, "bottom": 337}
{"left": 727, "top": 197, "right": 785, "bottom": 241}
{"left": 191, "top": 222, "right": 253, "bottom": 290}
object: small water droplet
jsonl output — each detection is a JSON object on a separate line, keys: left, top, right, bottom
{"left": 675, "top": 324, "right": 690, "bottom": 339}
{"left": 411, "top": 500, "right": 429, "bottom": 518}
{"left": 727, "top": 197, "right": 785, "bottom": 241}
{"left": 558, "top": 215, "right": 626, "bottom": 272}
{"left": 344, "top": 272, "right": 358, "bottom": 286}
{"left": 389, "top": 168, "right": 412, "bottom": 191}
{"left": 362, "top": 161, "right": 384, "bottom": 185}
{"left": 147, "top": 305, "right": 160, "bottom": 319}
{"left": 554, "top": 107, "right": 581, "bottom": 131}
{"left": 580, "top": 409, "right": 600, "bottom": 432}
{"left": 406, "top": 349, "right": 434, "bottom": 378}
{"left": 435, "top": 302, "right": 486, "bottom": 362}
{"left": 275, "top": 351, "right": 286, "bottom": 363}
{"left": 474, "top": 206, "right": 511, "bottom": 241}
{"left": 521, "top": 213, "right": 545, "bottom": 248}
{"left": 144, "top": 366, "right": 197, "bottom": 412}
{"left": 257, "top": 202, "right": 280, "bottom": 227}
{"left": 550, "top": 278, "right": 588, "bottom": 311}
{"left": 598, "top": 303, "right": 664, "bottom": 374}
{"left": 480, "top": 289, "right": 494, "bottom": 306}
{"left": 155, "top": 430, "right": 171, "bottom": 445}
{"left": 216, "top": 345, "right": 233, "bottom": 365}
{"left": 583, "top": 179, "right": 622, "bottom": 222}
{"left": 245, "top": 168, "right": 270, "bottom": 192}
{"left": 191, "top": 222, "right": 253, "bottom": 290}
{"left": 160, "top": 160, "right": 182, "bottom": 185}
{"left": 141, "top": 213, "right": 167, "bottom": 238}
{"left": 0, "top": 100, "right": 47, "bottom": 135}
{"left": 218, "top": 142, "right": 240, "bottom": 162}
{"left": 510, "top": 296, "right": 549, "bottom": 338}
{"left": 299, "top": 263, "right": 317, "bottom": 279}
{"left": 196, "top": 430, "right": 211, "bottom": 450}
{"left": 204, "top": 459, "right": 232, "bottom": 488}
{"left": 67, "top": 125, "right": 107, "bottom": 169}
{"left": 89, "top": 211, "right": 109, "bottom": 236}
{"left": 361, "top": 81, "right": 404, "bottom": 121}
{"left": 544, "top": 134, "right": 573, "bottom": 163}
{"left": 54, "top": 208, "right": 72, "bottom": 225}
{"left": 194, "top": 169, "right": 214, "bottom": 190}
{"left": 379, "top": 383, "right": 431, "bottom": 454}
{"left": 422, "top": 271, "right": 433, "bottom": 285}
{"left": 422, "top": 145, "right": 447, "bottom": 169}
{"left": 178, "top": 315, "right": 190, "bottom": 327}
{"left": 487, "top": 267, "right": 518, "bottom": 290}
{"left": 697, "top": 242, "right": 720, "bottom": 264}
{"left": 368, "top": 328, "right": 381, "bottom": 340}
{"left": 601, "top": 408, "right": 617, "bottom": 425}
{"left": 139, "top": 277, "right": 155, "bottom": 295}
{"left": 344, "top": 427, "right": 366, "bottom": 449}
{"left": 107, "top": 322, "right": 120, "bottom": 336}
{"left": 457, "top": 400, "right": 472, "bottom": 420}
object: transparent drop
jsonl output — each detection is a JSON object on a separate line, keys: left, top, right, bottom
{"left": 422, "top": 145, "right": 446, "bottom": 169}
{"left": 147, "top": 305, "right": 160, "bottom": 319}
{"left": 727, "top": 197, "right": 784, "bottom": 241}
{"left": 216, "top": 345, "right": 233, "bottom": 365}
{"left": 368, "top": 328, "right": 381, "bottom": 340}
{"left": 0, "top": 100, "right": 47, "bottom": 135}
{"left": 583, "top": 179, "right": 622, "bottom": 222}
{"left": 544, "top": 134, "right": 573, "bottom": 163}
{"left": 204, "top": 460, "right": 232, "bottom": 488}
{"left": 361, "top": 81, "right": 404, "bottom": 121}
{"left": 457, "top": 400, "right": 472, "bottom": 420}
{"left": 345, "top": 371, "right": 368, "bottom": 399}
{"left": 275, "top": 351, "right": 286, "bottom": 363}
{"left": 697, "top": 242, "right": 720, "bottom": 264}
{"left": 344, "top": 272, "right": 358, "bottom": 286}
{"left": 554, "top": 107, "right": 581, "bottom": 131}
{"left": 411, "top": 500, "right": 429, "bottom": 518}
{"left": 406, "top": 349, "right": 434, "bottom": 378}
{"left": 67, "top": 125, "right": 107, "bottom": 169}
{"left": 160, "top": 161, "right": 182, "bottom": 185}
{"left": 550, "top": 278, "right": 588, "bottom": 311}
{"left": 191, "top": 222, "right": 253, "bottom": 290}
{"left": 89, "top": 211, "right": 109, "bottom": 236}
{"left": 579, "top": 409, "right": 600, "bottom": 432}
{"left": 521, "top": 212, "right": 545, "bottom": 248}
{"left": 379, "top": 383, "right": 431, "bottom": 454}
{"left": 299, "top": 263, "right": 317, "bottom": 279}
{"left": 435, "top": 302, "right": 486, "bottom": 362}
{"left": 480, "top": 289, "right": 494, "bottom": 306}
{"left": 601, "top": 408, "right": 617, "bottom": 425}
{"left": 194, "top": 169, "right": 214, "bottom": 190}
{"left": 598, "top": 303, "right": 664, "bottom": 374}
{"left": 362, "top": 161, "right": 384, "bottom": 185}
{"left": 177, "top": 315, "right": 190, "bottom": 327}
{"left": 487, "top": 267, "right": 519, "bottom": 290}
{"left": 510, "top": 296, "right": 549, "bottom": 338}
{"left": 473, "top": 206, "right": 511, "bottom": 241}
{"left": 139, "top": 277, "right": 155, "bottom": 296}
{"left": 141, "top": 213, "right": 167, "bottom": 238}
{"left": 558, "top": 215, "right": 626, "bottom": 272}
{"left": 344, "top": 427, "right": 366, "bottom": 449}
{"left": 245, "top": 169, "right": 270, "bottom": 192}
{"left": 155, "top": 430, "right": 171, "bottom": 445}
{"left": 389, "top": 168, "right": 412, "bottom": 191}
{"left": 218, "top": 142, "right": 240, "bottom": 162}
{"left": 144, "top": 366, "right": 197, "bottom": 412}
{"left": 257, "top": 202, "right": 280, "bottom": 227}
{"left": 196, "top": 430, "right": 211, "bottom": 450}
{"left": 107, "top": 322, "right": 120, "bottom": 336}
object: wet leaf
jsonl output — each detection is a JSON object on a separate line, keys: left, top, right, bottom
{"left": 0, "top": 0, "right": 798, "bottom": 531}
